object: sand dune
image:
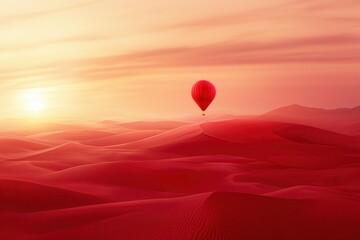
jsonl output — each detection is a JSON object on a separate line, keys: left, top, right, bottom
{"left": 32, "top": 129, "right": 116, "bottom": 141}
{"left": 82, "top": 130, "right": 164, "bottom": 146}
{"left": 110, "top": 124, "right": 203, "bottom": 149}
{"left": 16, "top": 142, "right": 104, "bottom": 165}
{"left": 202, "top": 191, "right": 360, "bottom": 240}
{"left": 1, "top": 115, "right": 360, "bottom": 239}
{"left": 0, "top": 179, "right": 108, "bottom": 213}
{"left": 118, "top": 121, "right": 188, "bottom": 130}
{"left": 2, "top": 191, "right": 359, "bottom": 240}
{"left": 145, "top": 120, "right": 360, "bottom": 168}
{"left": 262, "top": 104, "right": 360, "bottom": 135}
{"left": 0, "top": 138, "right": 49, "bottom": 154}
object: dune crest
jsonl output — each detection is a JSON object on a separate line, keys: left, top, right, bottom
{"left": 1, "top": 116, "right": 359, "bottom": 239}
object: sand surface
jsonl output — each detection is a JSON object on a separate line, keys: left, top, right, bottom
{"left": 1, "top": 115, "right": 359, "bottom": 239}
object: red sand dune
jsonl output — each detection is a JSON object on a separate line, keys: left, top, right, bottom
{"left": 1, "top": 114, "right": 360, "bottom": 239}
{"left": 118, "top": 121, "right": 189, "bottom": 130}
{"left": 32, "top": 129, "right": 116, "bottom": 142}
{"left": 0, "top": 138, "right": 50, "bottom": 158}
{"left": 82, "top": 130, "right": 164, "bottom": 146}
{"left": 262, "top": 104, "right": 360, "bottom": 135}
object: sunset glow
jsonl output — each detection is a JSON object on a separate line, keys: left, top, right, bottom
{"left": 20, "top": 89, "right": 47, "bottom": 113}
{"left": 0, "top": 0, "right": 359, "bottom": 119}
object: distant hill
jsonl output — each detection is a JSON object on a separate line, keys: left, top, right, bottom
{"left": 261, "top": 104, "right": 360, "bottom": 135}
{"left": 264, "top": 104, "right": 360, "bottom": 118}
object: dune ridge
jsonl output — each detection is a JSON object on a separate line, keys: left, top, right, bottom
{"left": 1, "top": 115, "right": 359, "bottom": 239}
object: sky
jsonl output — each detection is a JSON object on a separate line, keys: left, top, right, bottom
{"left": 0, "top": 0, "right": 359, "bottom": 120}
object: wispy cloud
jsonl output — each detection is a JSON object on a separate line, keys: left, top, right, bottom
{"left": 0, "top": 34, "right": 112, "bottom": 53}
{"left": 4, "top": 33, "right": 358, "bottom": 83}
{"left": 0, "top": 0, "right": 105, "bottom": 26}
{"left": 161, "top": 0, "right": 360, "bottom": 30}
{"left": 80, "top": 34, "right": 360, "bottom": 66}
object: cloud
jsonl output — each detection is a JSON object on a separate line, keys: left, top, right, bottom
{"left": 2, "top": 33, "right": 359, "bottom": 83}
{"left": 0, "top": 35, "right": 112, "bottom": 53}
{"left": 0, "top": 0, "right": 105, "bottom": 26}
{"left": 83, "top": 34, "right": 360, "bottom": 62}
{"left": 1, "top": 0, "right": 359, "bottom": 84}
{"left": 66, "top": 34, "right": 360, "bottom": 80}
{"left": 160, "top": 0, "right": 360, "bottom": 30}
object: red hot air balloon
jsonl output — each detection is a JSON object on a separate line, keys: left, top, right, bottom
{"left": 191, "top": 80, "right": 216, "bottom": 115}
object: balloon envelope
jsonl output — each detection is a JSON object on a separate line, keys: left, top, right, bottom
{"left": 191, "top": 80, "right": 216, "bottom": 112}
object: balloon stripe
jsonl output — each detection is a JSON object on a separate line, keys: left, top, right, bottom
{"left": 191, "top": 80, "right": 216, "bottom": 112}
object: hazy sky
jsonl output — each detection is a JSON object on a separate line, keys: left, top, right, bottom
{"left": 1, "top": 0, "right": 359, "bottom": 119}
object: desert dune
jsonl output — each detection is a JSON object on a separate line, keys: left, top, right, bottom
{"left": 1, "top": 111, "right": 360, "bottom": 239}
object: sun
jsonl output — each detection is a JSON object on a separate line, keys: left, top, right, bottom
{"left": 21, "top": 89, "right": 47, "bottom": 113}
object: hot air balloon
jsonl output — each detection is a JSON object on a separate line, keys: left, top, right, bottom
{"left": 191, "top": 80, "right": 216, "bottom": 116}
